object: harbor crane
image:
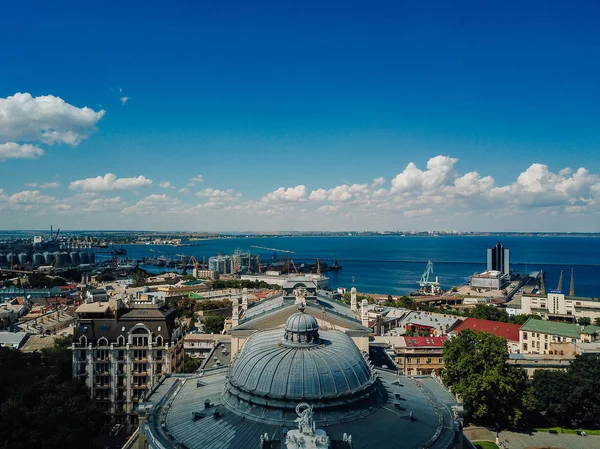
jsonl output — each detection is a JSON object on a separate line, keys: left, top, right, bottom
{"left": 250, "top": 246, "right": 295, "bottom": 259}
{"left": 416, "top": 260, "right": 442, "bottom": 296}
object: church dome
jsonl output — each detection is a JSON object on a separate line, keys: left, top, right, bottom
{"left": 222, "top": 310, "right": 384, "bottom": 426}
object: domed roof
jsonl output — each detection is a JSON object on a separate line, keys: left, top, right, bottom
{"left": 226, "top": 328, "right": 373, "bottom": 401}
{"left": 285, "top": 307, "right": 319, "bottom": 334}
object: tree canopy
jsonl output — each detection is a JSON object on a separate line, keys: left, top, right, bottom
{"left": 443, "top": 329, "right": 529, "bottom": 429}
{"left": 0, "top": 342, "right": 105, "bottom": 449}
{"left": 203, "top": 315, "right": 225, "bottom": 334}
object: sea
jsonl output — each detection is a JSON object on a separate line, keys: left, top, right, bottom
{"left": 108, "top": 236, "right": 600, "bottom": 297}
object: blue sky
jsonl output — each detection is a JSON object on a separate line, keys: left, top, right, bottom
{"left": 1, "top": 1, "right": 600, "bottom": 231}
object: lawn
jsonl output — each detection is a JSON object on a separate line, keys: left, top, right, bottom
{"left": 536, "top": 426, "right": 600, "bottom": 435}
{"left": 473, "top": 442, "right": 499, "bottom": 449}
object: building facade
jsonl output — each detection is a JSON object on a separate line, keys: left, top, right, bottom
{"left": 486, "top": 241, "right": 510, "bottom": 275}
{"left": 519, "top": 318, "right": 599, "bottom": 356}
{"left": 392, "top": 336, "right": 447, "bottom": 376}
{"left": 521, "top": 292, "right": 600, "bottom": 322}
{"left": 71, "top": 298, "right": 185, "bottom": 426}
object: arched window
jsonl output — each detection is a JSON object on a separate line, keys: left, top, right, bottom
{"left": 156, "top": 335, "right": 164, "bottom": 347}
{"left": 98, "top": 337, "right": 109, "bottom": 347}
{"left": 79, "top": 335, "right": 87, "bottom": 346}
{"left": 117, "top": 335, "right": 126, "bottom": 346}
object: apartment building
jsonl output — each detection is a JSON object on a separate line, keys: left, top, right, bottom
{"left": 392, "top": 336, "right": 447, "bottom": 376}
{"left": 71, "top": 297, "right": 184, "bottom": 426}
{"left": 452, "top": 318, "right": 521, "bottom": 354}
{"left": 519, "top": 318, "right": 599, "bottom": 356}
{"left": 521, "top": 292, "right": 600, "bottom": 322}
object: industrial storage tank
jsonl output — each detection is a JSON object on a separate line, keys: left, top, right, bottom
{"left": 0, "top": 254, "right": 7, "bottom": 266}
{"left": 18, "top": 253, "right": 29, "bottom": 265}
{"left": 88, "top": 252, "right": 96, "bottom": 264}
{"left": 43, "top": 252, "right": 53, "bottom": 265}
{"left": 55, "top": 252, "right": 69, "bottom": 267}
{"left": 6, "top": 253, "right": 17, "bottom": 265}
{"left": 79, "top": 251, "right": 90, "bottom": 264}
{"left": 33, "top": 253, "right": 44, "bottom": 265}
{"left": 70, "top": 251, "right": 80, "bottom": 265}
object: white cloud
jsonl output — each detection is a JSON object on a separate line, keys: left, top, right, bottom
{"left": 120, "top": 96, "right": 129, "bottom": 105}
{"left": 187, "top": 175, "right": 204, "bottom": 187}
{"left": 196, "top": 188, "right": 240, "bottom": 202}
{"left": 179, "top": 187, "right": 190, "bottom": 193}
{"left": 262, "top": 185, "right": 307, "bottom": 202}
{"left": 372, "top": 177, "right": 385, "bottom": 187}
{"left": 69, "top": 173, "right": 153, "bottom": 192}
{"left": 160, "top": 181, "right": 175, "bottom": 189}
{"left": 40, "top": 181, "right": 60, "bottom": 189}
{"left": 403, "top": 208, "right": 433, "bottom": 217}
{"left": 122, "top": 194, "right": 182, "bottom": 215}
{"left": 309, "top": 184, "right": 369, "bottom": 202}
{"left": 0, "top": 92, "right": 105, "bottom": 146}
{"left": 391, "top": 155, "right": 458, "bottom": 194}
{"left": 0, "top": 142, "right": 45, "bottom": 161}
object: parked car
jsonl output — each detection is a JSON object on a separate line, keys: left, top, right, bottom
{"left": 109, "top": 424, "right": 124, "bottom": 437}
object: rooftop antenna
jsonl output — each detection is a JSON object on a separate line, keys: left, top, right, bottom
{"left": 570, "top": 268, "right": 575, "bottom": 297}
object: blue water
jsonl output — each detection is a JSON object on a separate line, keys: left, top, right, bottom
{"left": 106, "top": 236, "right": 600, "bottom": 297}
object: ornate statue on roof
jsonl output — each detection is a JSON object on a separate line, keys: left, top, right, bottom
{"left": 293, "top": 286, "right": 307, "bottom": 305}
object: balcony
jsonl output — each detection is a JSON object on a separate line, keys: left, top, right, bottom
{"left": 132, "top": 383, "right": 150, "bottom": 390}
{"left": 95, "top": 371, "right": 111, "bottom": 376}
{"left": 94, "top": 358, "right": 110, "bottom": 363}
{"left": 133, "top": 358, "right": 147, "bottom": 363}
{"left": 132, "top": 371, "right": 148, "bottom": 376}
{"left": 94, "top": 384, "right": 111, "bottom": 389}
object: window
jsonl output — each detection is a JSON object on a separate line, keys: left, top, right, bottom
{"left": 523, "top": 332, "right": 527, "bottom": 340}
{"left": 426, "top": 358, "right": 432, "bottom": 364}
{"left": 438, "top": 358, "right": 443, "bottom": 364}
{"left": 407, "top": 358, "right": 412, "bottom": 365}
{"left": 544, "top": 343, "right": 548, "bottom": 350}
{"left": 416, "top": 358, "right": 421, "bottom": 364}
{"left": 523, "top": 343, "right": 528, "bottom": 351}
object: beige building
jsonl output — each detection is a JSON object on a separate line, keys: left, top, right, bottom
{"left": 391, "top": 336, "right": 447, "bottom": 376}
{"left": 519, "top": 318, "right": 599, "bottom": 356}
{"left": 521, "top": 292, "right": 600, "bottom": 321}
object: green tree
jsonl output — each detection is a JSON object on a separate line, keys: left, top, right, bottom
{"left": 468, "top": 304, "right": 509, "bottom": 322}
{"left": 0, "top": 345, "right": 105, "bottom": 449}
{"left": 443, "top": 329, "right": 529, "bottom": 429}
{"left": 508, "top": 314, "right": 542, "bottom": 325}
{"left": 578, "top": 317, "right": 592, "bottom": 326}
{"left": 183, "top": 354, "right": 202, "bottom": 373}
{"left": 203, "top": 315, "right": 225, "bottom": 334}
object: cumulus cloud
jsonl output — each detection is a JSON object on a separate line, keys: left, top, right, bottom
{"left": 160, "top": 181, "right": 175, "bottom": 189}
{"left": 262, "top": 185, "right": 307, "bottom": 202}
{"left": 310, "top": 184, "right": 369, "bottom": 202}
{"left": 69, "top": 173, "right": 153, "bottom": 192}
{"left": 391, "top": 155, "right": 458, "bottom": 194}
{"left": 122, "top": 194, "right": 183, "bottom": 215}
{"left": 196, "top": 188, "right": 240, "bottom": 202}
{"left": 179, "top": 187, "right": 191, "bottom": 193}
{"left": 0, "top": 92, "right": 105, "bottom": 146}
{"left": 120, "top": 96, "right": 129, "bottom": 105}
{"left": 40, "top": 181, "right": 60, "bottom": 189}
{"left": 372, "top": 177, "right": 385, "bottom": 187}
{"left": 187, "top": 175, "right": 204, "bottom": 187}
{"left": 0, "top": 142, "right": 45, "bottom": 160}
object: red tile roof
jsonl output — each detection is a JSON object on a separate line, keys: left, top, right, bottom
{"left": 453, "top": 318, "right": 521, "bottom": 342}
{"left": 402, "top": 336, "right": 448, "bottom": 347}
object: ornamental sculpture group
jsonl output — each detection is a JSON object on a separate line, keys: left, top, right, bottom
{"left": 283, "top": 403, "right": 352, "bottom": 449}
{"left": 260, "top": 403, "right": 352, "bottom": 448}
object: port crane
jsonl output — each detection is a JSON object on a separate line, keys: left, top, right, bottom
{"left": 250, "top": 246, "right": 298, "bottom": 274}
{"left": 416, "top": 260, "right": 442, "bottom": 296}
